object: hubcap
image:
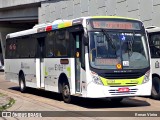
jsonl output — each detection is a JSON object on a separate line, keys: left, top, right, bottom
{"left": 63, "top": 85, "right": 70, "bottom": 98}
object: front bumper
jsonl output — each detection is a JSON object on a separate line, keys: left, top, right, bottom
{"left": 85, "top": 81, "right": 151, "bottom": 98}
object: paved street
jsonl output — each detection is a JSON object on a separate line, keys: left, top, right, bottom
{"left": 0, "top": 72, "right": 160, "bottom": 120}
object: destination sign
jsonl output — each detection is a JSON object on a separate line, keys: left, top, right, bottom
{"left": 91, "top": 20, "right": 141, "bottom": 30}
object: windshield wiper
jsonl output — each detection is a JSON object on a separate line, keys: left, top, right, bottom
{"left": 127, "top": 32, "right": 134, "bottom": 57}
{"left": 101, "top": 29, "right": 116, "bottom": 49}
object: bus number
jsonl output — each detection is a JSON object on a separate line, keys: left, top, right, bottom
{"left": 55, "top": 64, "right": 65, "bottom": 71}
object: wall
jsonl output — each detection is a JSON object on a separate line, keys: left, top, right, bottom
{"left": 39, "top": 0, "right": 160, "bottom": 27}
{"left": 0, "top": 0, "right": 45, "bottom": 8}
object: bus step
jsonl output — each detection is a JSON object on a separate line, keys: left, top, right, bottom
{"left": 74, "top": 93, "right": 82, "bottom": 97}
{"left": 40, "top": 87, "right": 45, "bottom": 90}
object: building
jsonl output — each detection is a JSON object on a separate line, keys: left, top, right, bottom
{"left": 0, "top": 0, "right": 160, "bottom": 67}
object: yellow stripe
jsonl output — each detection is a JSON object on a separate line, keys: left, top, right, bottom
{"left": 57, "top": 21, "right": 72, "bottom": 29}
{"left": 44, "top": 67, "right": 48, "bottom": 76}
{"left": 67, "top": 67, "right": 71, "bottom": 77}
{"left": 64, "top": 21, "right": 72, "bottom": 27}
{"left": 100, "top": 76, "right": 144, "bottom": 86}
{"left": 92, "top": 16, "right": 139, "bottom": 21}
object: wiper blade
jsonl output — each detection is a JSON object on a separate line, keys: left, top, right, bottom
{"left": 127, "top": 32, "right": 134, "bottom": 57}
{"left": 101, "top": 29, "right": 116, "bottom": 49}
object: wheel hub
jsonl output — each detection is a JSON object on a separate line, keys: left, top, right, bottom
{"left": 63, "top": 85, "right": 70, "bottom": 97}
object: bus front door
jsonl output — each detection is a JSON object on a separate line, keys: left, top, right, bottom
{"left": 75, "top": 34, "right": 81, "bottom": 93}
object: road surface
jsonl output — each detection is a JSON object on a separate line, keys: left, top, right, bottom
{"left": 0, "top": 72, "right": 160, "bottom": 120}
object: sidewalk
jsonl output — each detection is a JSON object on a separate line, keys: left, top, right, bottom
{"left": 0, "top": 92, "right": 15, "bottom": 111}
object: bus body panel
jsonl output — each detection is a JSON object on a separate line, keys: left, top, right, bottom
{"left": 80, "top": 67, "right": 87, "bottom": 96}
{"left": 5, "top": 59, "right": 37, "bottom": 88}
{"left": 43, "top": 58, "right": 76, "bottom": 94}
{"left": 146, "top": 28, "right": 160, "bottom": 77}
{"left": 151, "top": 59, "right": 160, "bottom": 76}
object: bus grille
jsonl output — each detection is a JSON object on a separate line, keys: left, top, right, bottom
{"left": 108, "top": 88, "right": 138, "bottom": 95}
{"left": 99, "top": 72, "right": 142, "bottom": 79}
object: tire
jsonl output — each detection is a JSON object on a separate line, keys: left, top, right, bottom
{"left": 62, "top": 82, "right": 71, "bottom": 103}
{"left": 151, "top": 77, "right": 160, "bottom": 100}
{"left": 19, "top": 74, "right": 26, "bottom": 93}
{"left": 110, "top": 98, "right": 123, "bottom": 102}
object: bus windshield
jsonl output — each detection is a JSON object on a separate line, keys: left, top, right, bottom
{"left": 89, "top": 31, "right": 149, "bottom": 70}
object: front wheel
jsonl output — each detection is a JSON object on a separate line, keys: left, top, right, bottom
{"left": 62, "top": 83, "right": 71, "bottom": 103}
{"left": 19, "top": 74, "right": 26, "bottom": 93}
{"left": 110, "top": 98, "right": 123, "bottom": 102}
{"left": 151, "top": 77, "right": 160, "bottom": 100}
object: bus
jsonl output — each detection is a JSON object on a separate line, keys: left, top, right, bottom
{"left": 146, "top": 26, "right": 160, "bottom": 100}
{"left": 0, "top": 50, "right": 4, "bottom": 71}
{"left": 0, "top": 37, "right": 4, "bottom": 71}
{"left": 5, "top": 16, "right": 151, "bottom": 103}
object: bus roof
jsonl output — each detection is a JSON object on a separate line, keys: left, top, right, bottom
{"left": 146, "top": 26, "right": 160, "bottom": 33}
{"left": 7, "top": 16, "right": 141, "bottom": 39}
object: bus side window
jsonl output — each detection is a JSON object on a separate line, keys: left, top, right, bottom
{"left": 69, "top": 32, "right": 76, "bottom": 57}
{"left": 55, "top": 30, "right": 68, "bottom": 57}
{"left": 29, "top": 37, "right": 37, "bottom": 58}
{"left": 6, "top": 39, "right": 17, "bottom": 59}
{"left": 46, "top": 32, "right": 55, "bottom": 58}
{"left": 6, "top": 39, "right": 12, "bottom": 59}
{"left": 150, "top": 34, "right": 160, "bottom": 58}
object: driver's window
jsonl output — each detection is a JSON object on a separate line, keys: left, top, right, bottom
{"left": 95, "top": 34, "right": 108, "bottom": 58}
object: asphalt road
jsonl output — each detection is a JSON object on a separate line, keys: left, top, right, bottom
{"left": 0, "top": 72, "right": 160, "bottom": 120}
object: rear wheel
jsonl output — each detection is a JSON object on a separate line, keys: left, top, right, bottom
{"left": 19, "top": 74, "right": 26, "bottom": 93}
{"left": 151, "top": 77, "right": 160, "bottom": 100}
{"left": 110, "top": 98, "right": 123, "bottom": 102}
{"left": 62, "top": 82, "right": 71, "bottom": 103}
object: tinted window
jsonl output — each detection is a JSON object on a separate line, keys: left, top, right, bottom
{"left": 46, "top": 32, "right": 55, "bottom": 57}
{"left": 46, "top": 29, "right": 71, "bottom": 58}
{"left": 55, "top": 30, "right": 69, "bottom": 57}
{"left": 6, "top": 36, "right": 37, "bottom": 59}
{"left": 5, "top": 39, "right": 17, "bottom": 59}
{"left": 149, "top": 33, "right": 160, "bottom": 58}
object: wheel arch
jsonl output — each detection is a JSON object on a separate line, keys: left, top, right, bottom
{"left": 151, "top": 73, "right": 160, "bottom": 100}
{"left": 58, "top": 73, "right": 69, "bottom": 93}
{"left": 152, "top": 73, "right": 160, "bottom": 80}
{"left": 19, "top": 70, "right": 24, "bottom": 81}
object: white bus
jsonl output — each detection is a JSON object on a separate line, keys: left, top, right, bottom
{"left": 5, "top": 16, "right": 151, "bottom": 103}
{"left": 146, "top": 26, "right": 160, "bottom": 99}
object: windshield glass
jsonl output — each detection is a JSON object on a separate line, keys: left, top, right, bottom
{"left": 89, "top": 31, "right": 149, "bottom": 69}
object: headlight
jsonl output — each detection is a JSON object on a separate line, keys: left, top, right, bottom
{"left": 91, "top": 71, "right": 103, "bottom": 85}
{"left": 143, "top": 70, "right": 150, "bottom": 84}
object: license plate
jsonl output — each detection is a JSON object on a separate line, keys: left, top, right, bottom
{"left": 118, "top": 88, "right": 129, "bottom": 92}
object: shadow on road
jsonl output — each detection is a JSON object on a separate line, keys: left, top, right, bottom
{"left": 9, "top": 86, "right": 150, "bottom": 109}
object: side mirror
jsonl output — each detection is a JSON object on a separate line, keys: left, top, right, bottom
{"left": 83, "top": 34, "right": 89, "bottom": 45}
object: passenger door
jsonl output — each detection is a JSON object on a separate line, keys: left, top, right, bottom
{"left": 37, "top": 37, "right": 45, "bottom": 88}
{"left": 72, "top": 32, "right": 83, "bottom": 93}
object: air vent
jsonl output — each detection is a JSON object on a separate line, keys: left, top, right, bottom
{"left": 108, "top": 88, "right": 138, "bottom": 95}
